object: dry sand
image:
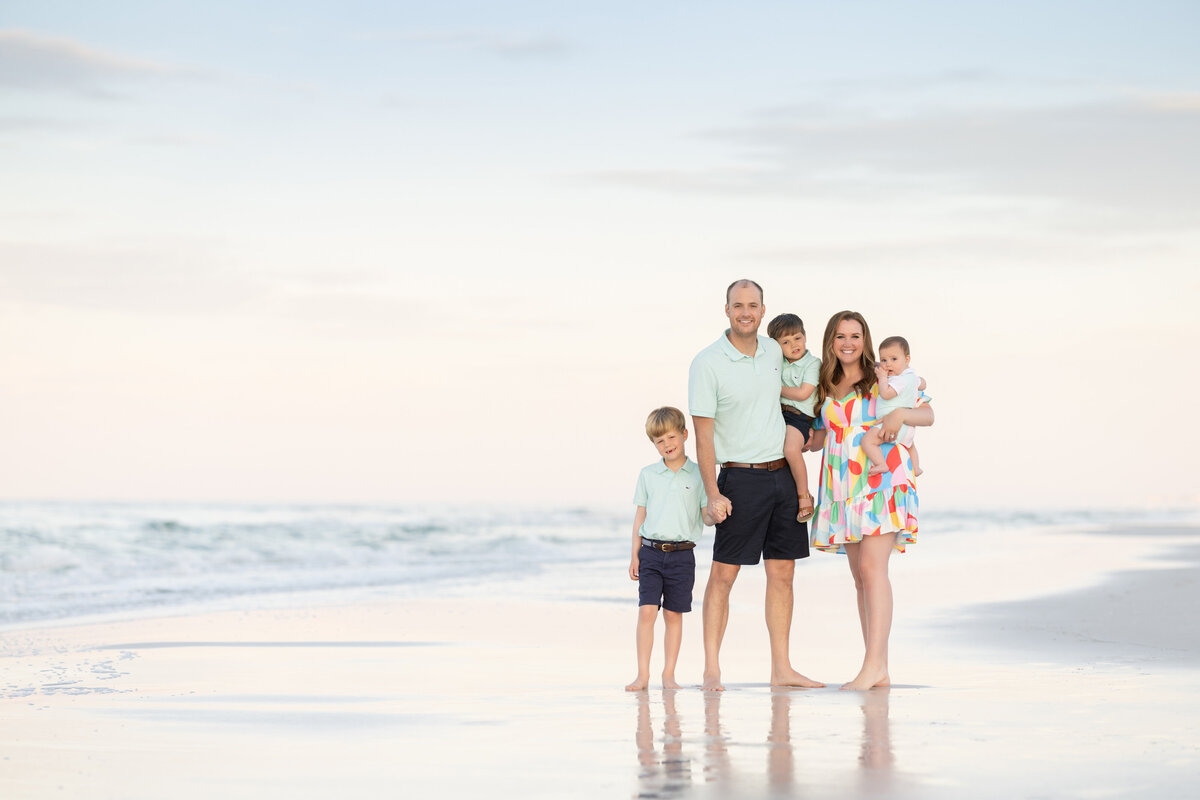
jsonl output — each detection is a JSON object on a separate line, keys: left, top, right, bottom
{"left": 2, "top": 523, "right": 1198, "bottom": 798}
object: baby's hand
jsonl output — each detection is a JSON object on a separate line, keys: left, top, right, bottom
{"left": 874, "top": 363, "right": 889, "bottom": 381}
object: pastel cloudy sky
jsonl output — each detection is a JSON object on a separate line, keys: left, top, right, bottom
{"left": 2, "top": 1, "right": 1197, "bottom": 511}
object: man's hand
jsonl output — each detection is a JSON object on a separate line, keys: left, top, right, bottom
{"left": 706, "top": 494, "right": 733, "bottom": 524}
{"left": 804, "top": 430, "right": 826, "bottom": 453}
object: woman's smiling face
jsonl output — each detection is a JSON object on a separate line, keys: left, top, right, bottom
{"left": 833, "top": 318, "right": 865, "bottom": 365}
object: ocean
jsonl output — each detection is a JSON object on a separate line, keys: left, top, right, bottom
{"left": 2, "top": 502, "right": 1196, "bottom": 629}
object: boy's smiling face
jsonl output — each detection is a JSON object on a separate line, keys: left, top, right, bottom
{"left": 775, "top": 330, "right": 807, "bottom": 362}
{"left": 652, "top": 428, "right": 688, "bottom": 465}
{"left": 878, "top": 344, "right": 910, "bottom": 376}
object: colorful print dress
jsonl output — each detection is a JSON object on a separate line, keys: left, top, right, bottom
{"left": 810, "top": 388, "right": 921, "bottom": 554}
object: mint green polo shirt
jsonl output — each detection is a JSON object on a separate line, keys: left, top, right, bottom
{"left": 688, "top": 332, "right": 786, "bottom": 463}
{"left": 633, "top": 458, "right": 708, "bottom": 542}
{"left": 781, "top": 350, "right": 821, "bottom": 416}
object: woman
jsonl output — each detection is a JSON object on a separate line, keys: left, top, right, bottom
{"left": 806, "top": 310, "right": 933, "bottom": 690}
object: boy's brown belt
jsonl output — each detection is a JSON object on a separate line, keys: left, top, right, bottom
{"left": 642, "top": 539, "right": 697, "bottom": 552}
{"left": 721, "top": 459, "right": 787, "bottom": 471}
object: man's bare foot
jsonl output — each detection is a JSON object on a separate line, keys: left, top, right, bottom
{"left": 701, "top": 672, "right": 725, "bottom": 691}
{"left": 625, "top": 676, "right": 649, "bottom": 691}
{"left": 662, "top": 674, "right": 682, "bottom": 690}
{"left": 840, "top": 665, "right": 889, "bottom": 691}
{"left": 868, "top": 464, "right": 886, "bottom": 476}
{"left": 771, "top": 667, "right": 825, "bottom": 688}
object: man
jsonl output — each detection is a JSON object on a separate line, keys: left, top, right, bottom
{"left": 688, "top": 279, "right": 823, "bottom": 691}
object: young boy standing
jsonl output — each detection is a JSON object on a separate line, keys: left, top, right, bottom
{"left": 626, "top": 407, "right": 713, "bottom": 692}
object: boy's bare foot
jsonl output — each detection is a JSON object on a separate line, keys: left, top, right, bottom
{"left": 701, "top": 672, "right": 725, "bottom": 691}
{"left": 840, "top": 665, "right": 889, "bottom": 691}
{"left": 625, "top": 676, "right": 649, "bottom": 691}
{"left": 771, "top": 667, "right": 825, "bottom": 688}
{"left": 662, "top": 674, "right": 682, "bottom": 690}
{"left": 796, "top": 493, "right": 815, "bottom": 524}
{"left": 868, "top": 464, "right": 886, "bottom": 476}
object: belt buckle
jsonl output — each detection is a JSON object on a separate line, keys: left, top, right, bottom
{"left": 661, "top": 542, "right": 675, "bottom": 552}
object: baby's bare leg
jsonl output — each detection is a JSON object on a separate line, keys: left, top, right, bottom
{"left": 784, "top": 426, "right": 814, "bottom": 522}
{"left": 908, "top": 442, "right": 923, "bottom": 476}
{"left": 863, "top": 428, "right": 887, "bottom": 475}
{"left": 626, "top": 604, "right": 658, "bottom": 691}
{"left": 661, "top": 610, "right": 683, "bottom": 689}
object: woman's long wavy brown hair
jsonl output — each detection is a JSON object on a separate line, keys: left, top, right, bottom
{"left": 814, "top": 310, "right": 877, "bottom": 411}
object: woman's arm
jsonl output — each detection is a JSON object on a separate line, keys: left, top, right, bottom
{"left": 879, "top": 404, "right": 934, "bottom": 439}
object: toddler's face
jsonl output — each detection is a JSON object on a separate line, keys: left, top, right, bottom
{"left": 877, "top": 345, "right": 910, "bottom": 376}
{"left": 775, "top": 331, "right": 807, "bottom": 362}
{"left": 652, "top": 428, "right": 688, "bottom": 463}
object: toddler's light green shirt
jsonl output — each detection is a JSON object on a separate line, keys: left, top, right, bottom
{"left": 781, "top": 350, "right": 821, "bottom": 417}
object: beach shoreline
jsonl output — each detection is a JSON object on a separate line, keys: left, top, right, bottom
{"left": 3, "top": 522, "right": 1199, "bottom": 798}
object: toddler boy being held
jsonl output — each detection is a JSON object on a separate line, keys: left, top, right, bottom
{"left": 626, "top": 407, "right": 714, "bottom": 692}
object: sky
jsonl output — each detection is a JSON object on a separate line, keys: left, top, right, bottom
{"left": 2, "top": 1, "right": 1198, "bottom": 511}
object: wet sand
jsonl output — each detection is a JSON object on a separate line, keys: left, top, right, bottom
{"left": 2, "top": 523, "right": 1198, "bottom": 798}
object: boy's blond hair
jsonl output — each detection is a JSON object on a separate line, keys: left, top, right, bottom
{"left": 645, "top": 407, "right": 687, "bottom": 439}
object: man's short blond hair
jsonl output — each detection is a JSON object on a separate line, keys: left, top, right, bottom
{"left": 645, "top": 407, "right": 687, "bottom": 439}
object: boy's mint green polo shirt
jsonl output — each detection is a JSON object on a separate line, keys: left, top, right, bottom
{"left": 633, "top": 458, "right": 707, "bottom": 542}
{"left": 688, "top": 332, "right": 786, "bottom": 463}
{"left": 781, "top": 350, "right": 821, "bottom": 416}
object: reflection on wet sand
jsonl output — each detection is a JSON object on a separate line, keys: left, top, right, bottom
{"left": 635, "top": 688, "right": 896, "bottom": 797}
{"left": 634, "top": 690, "right": 693, "bottom": 797}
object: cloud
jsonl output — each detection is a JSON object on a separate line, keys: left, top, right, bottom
{"left": 0, "top": 29, "right": 183, "bottom": 97}
{"left": 350, "top": 29, "right": 571, "bottom": 59}
{"left": 590, "top": 96, "right": 1200, "bottom": 228}
{"left": 0, "top": 240, "right": 267, "bottom": 314}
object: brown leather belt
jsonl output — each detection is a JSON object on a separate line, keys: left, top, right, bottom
{"left": 721, "top": 458, "right": 788, "bottom": 471}
{"left": 642, "top": 539, "right": 697, "bottom": 552}
{"left": 781, "top": 405, "right": 814, "bottom": 420}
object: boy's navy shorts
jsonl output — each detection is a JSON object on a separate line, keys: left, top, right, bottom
{"left": 782, "top": 408, "right": 814, "bottom": 443}
{"left": 638, "top": 542, "right": 696, "bottom": 613}
{"left": 713, "top": 466, "right": 810, "bottom": 566}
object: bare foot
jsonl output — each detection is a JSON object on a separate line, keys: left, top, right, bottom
{"left": 913, "top": 467, "right": 924, "bottom": 477}
{"left": 662, "top": 674, "right": 682, "bottom": 690}
{"left": 701, "top": 672, "right": 725, "bottom": 692}
{"left": 867, "top": 464, "right": 886, "bottom": 476}
{"left": 840, "top": 665, "right": 889, "bottom": 691}
{"left": 625, "top": 676, "right": 649, "bottom": 691}
{"left": 771, "top": 667, "right": 825, "bottom": 688}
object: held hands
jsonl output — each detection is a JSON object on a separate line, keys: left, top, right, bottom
{"left": 705, "top": 494, "right": 733, "bottom": 525}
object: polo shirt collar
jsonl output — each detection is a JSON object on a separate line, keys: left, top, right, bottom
{"left": 719, "top": 329, "right": 761, "bottom": 361}
{"left": 656, "top": 457, "right": 697, "bottom": 475}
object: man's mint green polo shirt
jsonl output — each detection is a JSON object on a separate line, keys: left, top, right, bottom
{"left": 688, "top": 331, "right": 786, "bottom": 463}
{"left": 633, "top": 458, "right": 708, "bottom": 542}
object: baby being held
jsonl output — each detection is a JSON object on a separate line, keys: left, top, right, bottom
{"left": 862, "top": 336, "right": 925, "bottom": 477}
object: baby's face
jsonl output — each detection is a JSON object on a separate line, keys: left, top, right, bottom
{"left": 775, "top": 331, "right": 807, "bottom": 362}
{"left": 877, "top": 345, "right": 910, "bottom": 376}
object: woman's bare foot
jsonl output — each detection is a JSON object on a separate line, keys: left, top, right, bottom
{"left": 701, "top": 672, "right": 725, "bottom": 691}
{"left": 625, "top": 675, "right": 649, "bottom": 691}
{"left": 840, "top": 665, "right": 889, "bottom": 691}
{"left": 771, "top": 667, "right": 826, "bottom": 688}
{"left": 796, "top": 493, "right": 815, "bottom": 524}
{"left": 662, "top": 674, "right": 682, "bottom": 690}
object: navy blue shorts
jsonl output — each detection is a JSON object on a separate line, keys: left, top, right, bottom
{"left": 782, "top": 408, "right": 814, "bottom": 443}
{"left": 637, "top": 543, "right": 696, "bottom": 613}
{"left": 713, "top": 467, "right": 810, "bottom": 565}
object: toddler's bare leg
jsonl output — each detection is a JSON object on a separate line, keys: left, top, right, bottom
{"left": 784, "top": 426, "right": 814, "bottom": 522}
{"left": 661, "top": 610, "right": 683, "bottom": 689}
{"left": 908, "top": 442, "right": 923, "bottom": 476}
{"left": 863, "top": 428, "right": 887, "bottom": 475}
{"left": 626, "top": 604, "right": 658, "bottom": 691}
